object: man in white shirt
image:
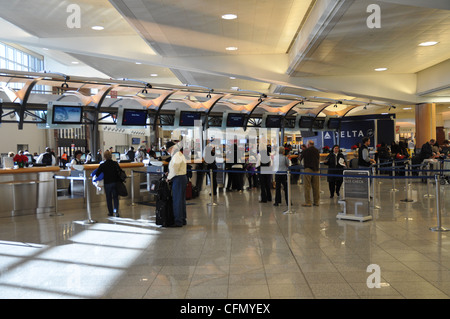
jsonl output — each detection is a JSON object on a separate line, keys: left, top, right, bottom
{"left": 166, "top": 141, "right": 187, "bottom": 227}
{"left": 36, "top": 147, "right": 56, "bottom": 166}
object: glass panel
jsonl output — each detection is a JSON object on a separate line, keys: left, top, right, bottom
{"left": 7, "top": 47, "right": 14, "bottom": 60}
{"left": 0, "top": 43, "right": 5, "bottom": 58}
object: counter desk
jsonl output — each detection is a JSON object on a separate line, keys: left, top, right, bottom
{"left": 0, "top": 166, "right": 60, "bottom": 217}
{"left": 55, "top": 162, "right": 148, "bottom": 212}
{"left": 0, "top": 163, "right": 151, "bottom": 217}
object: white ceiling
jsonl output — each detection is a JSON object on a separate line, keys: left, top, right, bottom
{"left": 0, "top": 0, "right": 449, "bottom": 112}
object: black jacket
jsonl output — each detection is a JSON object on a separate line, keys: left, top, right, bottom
{"left": 324, "top": 152, "right": 346, "bottom": 182}
{"left": 95, "top": 159, "right": 121, "bottom": 184}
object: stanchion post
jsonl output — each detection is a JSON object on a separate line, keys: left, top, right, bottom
{"left": 371, "top": 167, "right": 380, "bottom": 209}
{"left": 131, "top": 170, "right": 136, "bottom": 206}
{"left": 83, "top": 171, "right": 96, "bottom": 224}
{"left": 207, "top": 168, "right": 218, "bottom": 207}
{"left": 424, "top": 163, "right": 434, "bottom": 198}
{"left": 391, "top": 160, "right": 398, "bottom": 192}
{"left": 401, "top": 160, "right": 413, "bottom": 202}
{"left": 430, "top": 174, "right": 449, "bottom": 232}
{"left": 49, "top": 175, "right": 63, "bottom": 216}
{"left": 283, "top": 170, "right": 296, "bottom": 215}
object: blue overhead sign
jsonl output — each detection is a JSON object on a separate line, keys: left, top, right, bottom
{"left": 323, "top": 120, "right": 375, "bottom": 149}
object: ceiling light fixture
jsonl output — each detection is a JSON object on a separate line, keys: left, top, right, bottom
{"left": 135, "top": 62, "right": 142, "bottom": 64}
{"left": 418, "top": 41, "right": 438, "bottom": 47}
{"left": 374, "top": 67, "right": 388, "bottom": 71}
{"left": 150, "top": 74, "right": 158, "bottom": 77}
{"left": 222, "top": 14, "right": 237, "bottom": 20}
{"left": 91, "top": 26, "right": 104, "bottom": 31}
{"left": 71, "top": 61, "right": 79, "bottom": 64}
{"left": 226, "top": 46, "right": 238, "bottom": 51}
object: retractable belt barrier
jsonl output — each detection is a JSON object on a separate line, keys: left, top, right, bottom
{"left": 50, "top": 159, "right": 449, "bottom": 231}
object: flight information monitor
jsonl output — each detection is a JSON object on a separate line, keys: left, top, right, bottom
{"left": 226, "top": 113, "right": 246, "bottom": 127}
{"left": 298, "top": 116, "right": 314, "bottom": 129}
{"left": 327, "top": 118, "right": 341, "bottom": 130}
{"left": 52, "top": 105, "right": 83, "bottom": 124}
{"left": 265, "top": 115, "right": 283, "bottom": 128}
{"left": 179, "top": 111, "right": 201, "bottom": 126}
{"left": 121, "top": 109, "right": 148, "bottom": 126}
{"left": 313, "top": 118, "right": 325, "bottom": 130}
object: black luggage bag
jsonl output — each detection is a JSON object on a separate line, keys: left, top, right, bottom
{"left": 154, "top": 177, "right": 174, "bottom": 227}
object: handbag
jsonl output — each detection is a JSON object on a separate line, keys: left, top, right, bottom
{"left": 116, "top": 181, "right": 128, "bottom": 197}
{"left": 116, "top": 163, "right": 127, "bottom": 182}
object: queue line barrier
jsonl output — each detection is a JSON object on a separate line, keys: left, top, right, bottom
{"left": 51, "top": 162, "right": 449, "bottom": 232}
{"left": 183, "top": 163, "right": 449, "bottom": 231}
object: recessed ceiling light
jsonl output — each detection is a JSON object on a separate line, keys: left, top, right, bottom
{"left": 226, "top": 46, "right": 238, "bottom": 51}
{"left": 91, "top": 26, "right": 104, "bottom": 31}
{"left": 419, "top": 41, "right": 438, "bottom": 47}
{"left": 229, "top": 76, "right": 236, "bottom": 79}
{"left": 135, "top": 62, "right": 142, "bottom": 64}
{"left": 403, "top": 107, "right": 412, "bottom": 110}
{"left": 374, "top": 67, "right": 388, "bottom": 71}
{"left": 222, "top": 14, "right": 237, "bottom": 20}
{"left": 71, "top": 61, "right": 79, "bottom": 64}
{"left": 150, "top": 74, "right": 158, "bottom": 77}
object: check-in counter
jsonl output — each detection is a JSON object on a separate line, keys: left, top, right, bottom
{"left": 0, "top": 166, "right": 60, "bottom": 217}
{"left": 55, "top": 162, "right": 147, "bottom": 211}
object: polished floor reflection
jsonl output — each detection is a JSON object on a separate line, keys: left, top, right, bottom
{"left": 0, "top": 176, "right": 449, "bottom": 299}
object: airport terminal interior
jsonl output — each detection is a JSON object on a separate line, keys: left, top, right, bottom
{"left": 0, "top": 0, "right": 450, "bottom": 300}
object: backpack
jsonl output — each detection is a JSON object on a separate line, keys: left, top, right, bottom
{"left": 42, "top": 153, "right": 52, "bottom": 166}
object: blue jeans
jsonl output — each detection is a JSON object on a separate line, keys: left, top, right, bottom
{"left": 171, "top": 175, "right": 187, "bottom": 226}
{"left": 104, "top": 182, "right": 119, "bottom": 215}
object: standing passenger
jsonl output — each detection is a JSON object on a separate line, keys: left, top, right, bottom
{"left": 258, "top": 145, "right": 272, "bottom": 203}
{"left": 324, "top": 145, "right": 346, "bottom": 198}
{"left": 166, "top": 141, "right": 188, "bottom": 227}
{"left": 95, "top": 150, "right": 122, "bottom": 217}
{"left": 274, "top": 146, "right": 290, "bottom": 206}
{"left": 300, "top": 140, "right": 320, "bottom": 207}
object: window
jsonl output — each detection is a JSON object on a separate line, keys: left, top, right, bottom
{"left": 0, "top": 42, "right": 45, "bottom": 93}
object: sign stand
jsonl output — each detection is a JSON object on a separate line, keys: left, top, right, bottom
{"left": 337, "top": 170, "right": 372, "bottom": 222}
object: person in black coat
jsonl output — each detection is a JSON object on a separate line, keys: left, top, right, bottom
{"left": 324, "top": 145, "right": 347, "bottom": 198}
{"left": 95, "top": 150, "right": 122, "bottom": 217}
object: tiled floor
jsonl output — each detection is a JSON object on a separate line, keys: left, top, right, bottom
{"left": 0, "top": 176, "right": 450, "bottom": 299}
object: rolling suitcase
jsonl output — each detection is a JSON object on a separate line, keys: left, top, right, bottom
{"left": 186, "top": 181, "right": 193, "bottom": 200}
{"left": 155, "top": 178, "right": 174, "bottom": 227}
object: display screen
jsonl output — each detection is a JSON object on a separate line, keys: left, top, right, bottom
{"left": 131, "top": 138, "right": 140, "bottom": 145}
{"left": 300, "top": 130, "right": 318, "bottom": 138}
{"left": 179, "top": 111, "right": 201, "bottom": 126}
{"left": 112, "top": 152, "right": 120, "bottom": 161}
{"left": 226, "top": 113, "right": 246, "bottom": 127}
{"left": 52, "top": 105, "right": 83, "bottom": 124}
{"left": 122, "top": 109, "right": 148, "bottom": 126}
{"left": 327, "top": 118, "right": 341, "bottom": 129}
{"left": 298, "top": 116, "right": 314, "bottom": 129}
{"left": 313, "top": 118, "right": 325, "bottom": 129}
{"left": 265, "top": 115, "right": 283, "bottom": 128}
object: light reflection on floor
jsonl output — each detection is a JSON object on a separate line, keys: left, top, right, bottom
{"left": 0, "top": 177, "right": 449, "bottom": 299}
